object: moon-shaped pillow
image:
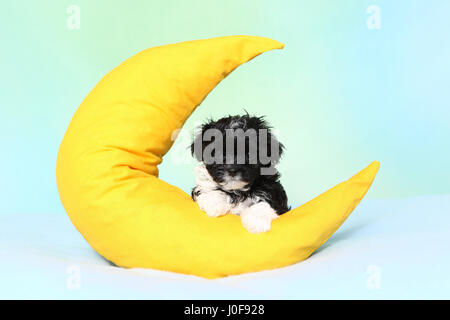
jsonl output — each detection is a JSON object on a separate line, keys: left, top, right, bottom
{"left": 56, "top": 35, "right": 379, "bottom": 279}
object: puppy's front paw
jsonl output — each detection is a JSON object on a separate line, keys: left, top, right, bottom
{"left": 240, "top": 202, "right": 279, "bottom": 234}
{"left": 196, "top": 191, "right": 231, "bottom": 218}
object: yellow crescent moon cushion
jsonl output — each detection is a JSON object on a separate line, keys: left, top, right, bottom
{"left": 56, "top": 35, "right": 379, "bottom": 279}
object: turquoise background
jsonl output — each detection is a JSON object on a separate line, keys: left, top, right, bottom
{"left": 1, "top": 0, "right": 449, "bottom": 214}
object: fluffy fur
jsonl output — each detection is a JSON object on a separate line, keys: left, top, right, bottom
{"left": 190, "top": 114, "right": 289, "bottom": 233}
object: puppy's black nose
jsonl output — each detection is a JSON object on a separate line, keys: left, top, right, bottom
{"left": 227, "top": 168, "right": 238, "bottom": 177}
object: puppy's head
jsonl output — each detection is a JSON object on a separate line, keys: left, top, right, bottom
{"left": 190, "top": 114, "right": 284, "bottom": 191}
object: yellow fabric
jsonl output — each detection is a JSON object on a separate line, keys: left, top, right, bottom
{"left": 56, "top": 35, "right": 380, "bottom": 279}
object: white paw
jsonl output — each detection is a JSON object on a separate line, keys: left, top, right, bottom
{"left": 196, "top": 191, "right": 231, "bottom": 218}
{"left": 240, "top": 202, "right": 279, "bottom": 234}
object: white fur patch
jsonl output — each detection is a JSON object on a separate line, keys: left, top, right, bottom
{"left": 194, "top": 164, "right": 217, "bottom": 192}
{"left": 240, "top": 202, "right": 279, "bottom": 234}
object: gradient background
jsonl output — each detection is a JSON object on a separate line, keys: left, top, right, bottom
{"left": 1, "top": 0, "right": 449, "bottom": 215}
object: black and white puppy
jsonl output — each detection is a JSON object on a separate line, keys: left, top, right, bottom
{"left": 190, "top": 114, "right": 289, "bottom": 233}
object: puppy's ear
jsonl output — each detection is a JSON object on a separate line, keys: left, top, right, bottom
{"left": 190, "top": 127, "right": 204, "bottom": 162}
{"left": 266, "top": 131, "right": 284, "bottom": 164}
{"left": 190, "top": 120, "right": 215, "bottom": 161}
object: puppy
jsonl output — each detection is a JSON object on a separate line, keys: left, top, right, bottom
{"left": 190, "top": 114, "right": 289, "bottom": 233}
